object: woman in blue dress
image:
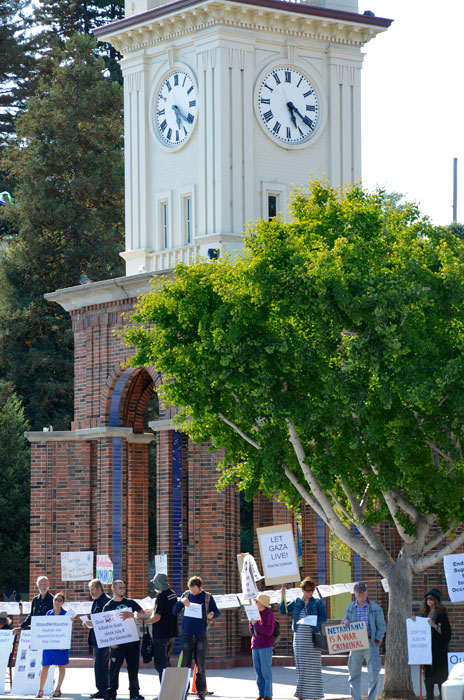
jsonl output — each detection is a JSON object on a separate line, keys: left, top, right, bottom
{"left": 36, "top": 592, "right": 71, "bottom": 698}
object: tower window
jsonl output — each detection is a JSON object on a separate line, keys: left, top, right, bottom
{"left": 268, "top": 194, "right": 278, "bottom": 220}
{"left": 162, "top": 202, "right": 169, "bottom": 248}
{"left": 185, "top": 196, "right": 193, "bottom": 244}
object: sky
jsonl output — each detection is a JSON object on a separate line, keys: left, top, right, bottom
{"left": 358, "top": 0, "right": 464, "bottom": 225}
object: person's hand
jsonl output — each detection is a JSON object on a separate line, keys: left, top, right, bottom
{"left": 111, "top": 645, "right": 118, "bottom": 649}
{"left": 13, "top": 627, "right": 21, "bottom": 635}
{"left": 119, "top": 611, "right": 134, "bottom": 620}
{"left": 410, "top": 615, "right": 416, "bottom": 622}
{"left": 183, "top": 598, "right": 191, "bottom": 607}
{"left": 342, "top": 619, "right": 350, "bottom": 628}
{"left": 81, "top": 620, "right": 93, "bottom": 628}
{"left": 207, "top": 611, "right": 214, "bottom": 619}
{"left": 375, "top": 639, "right": 380, "bottom": 646}
{"left": 143, "top": 609, "right": 152, "bottom": 615}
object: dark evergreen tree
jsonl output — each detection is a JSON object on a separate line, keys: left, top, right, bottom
{"left": 0, "top": 34, "right": 124, "bottom": 431}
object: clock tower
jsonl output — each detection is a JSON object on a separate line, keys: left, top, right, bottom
{"left": 95, "top": 0, "right": 391, "bottom": 275}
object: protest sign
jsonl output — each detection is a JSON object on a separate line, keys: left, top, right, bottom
{"left": 3, "top": 602, "right": 20, "bottom": 615}
{"left": 256, "top": 524, "right": 300, "bottom": 585}
{"left": 297, "top": 615, "right": 318, "bottom": 626}
{"left": 0, "top": 630, "right": 14, "bottom": 694}
{"left": 96, "top": 555, "right": 113, "bottom": 584}
{"left": 184, "top": 603, "right": 202, "bottom": 619}
{"left": 11, "top": 630, "right": 54, "bottom": 696}
{"left": 22, "top": 602, "right": 31, "bottom": 615}
{"left": 61, "top": 551, "right": 94, "bottom": 581}
{"left": 240, "top": 554, "right": 260, "bottom": 601}
{"left": 406, "top": 616, "right": 432, "bottom": 665}
{"left": 244, "top": 604, "right": 260, "bottom": 622}
{"left": 443, "top": 553, "right": 464, "bottom": 602}
{"left": 30, "top": 614, "right": 72, "bottom": 650}
{"left": 214, "top": 594, "right": 240, "bottom": 610}
{"left": 449, "top": 652, "right": 464, "bottom": 674}
{"left": 155, "top": 553, "right": 168, "bottom": 575}
{"left": 326, "top": 621, "right": 369, "bottom": 654}
{"left": 91, "top": 609, "right": 139, "bottom": 649}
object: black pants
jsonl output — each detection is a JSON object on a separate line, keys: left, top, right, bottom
{"left": 153, "top": 637, "right": 174, "bottom": 683}
{"left": 105, "top": 640, "right": 140, "bottom": 699}
{"left": 425, "top": 679, "right": 444, "bottom": 700}
{"left": 181, "top": 635, "right": 207, "bottom": 693}
{"left": 92, "top": 644, "right": 110, "bottom": 693}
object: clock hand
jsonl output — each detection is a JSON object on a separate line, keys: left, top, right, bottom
{"left": 171, "top": 104, "right": 186, "bottom": 128}
{"left": 287, "top": 101, "right": 306, "bottom": 123}
{"left": 286, "top": 102, "right": 297, "bottom": 128}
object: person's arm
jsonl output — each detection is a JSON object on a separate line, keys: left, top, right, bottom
{"left": 342, "top": 603, "right": 352, "bottom": 627}
{"left": 207, "top": 595, "right": 220, "bottom": 620}
{"left": 256, "top": 611, "right": 275, "bottom": 636}
{"left": 316, "top": 598, "right": 327, "bottom": 625}
{"left": 374, "top": 604, "right": 386, "bottom": 643}
{"left": 172, "top": 596, "right": 186, "bottom": 616}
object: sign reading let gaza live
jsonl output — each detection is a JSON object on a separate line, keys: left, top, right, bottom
{"left": 256, "top": 524, "right": 300, "bottom": 585}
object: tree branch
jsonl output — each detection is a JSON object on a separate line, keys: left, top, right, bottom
{"left": 413, "top": 529, "right": 464, "bottom": 573}
{"left": 421, "top": 522, "right": 456, "bottom": 555}
{"left": 285, "top": 466, "right": 329, "bottom": 525}
{"left": 218, "top": 413, "right": 260, "bottom": 450}
{"left": 338, "top": 480, "right": 386, "bottom": 553}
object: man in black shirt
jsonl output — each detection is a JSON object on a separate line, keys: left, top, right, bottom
{"left": 103, "top": 580, "right": 150, "bottom": 700}
{"left": 14, "top": 576, "right": 53, "bottom": 632}
{"left": 148, "top": 573, "right": 178, "bottom": 684}
{"left": 84, "top": 578, "right": 110, "bottom": 699}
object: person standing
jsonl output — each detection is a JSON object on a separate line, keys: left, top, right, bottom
{"left": 249, "top": 593, "right": 275, "bottom": 700}
{"left": 84, "top": 578, "right": 110, "bottom": 699}
{"left": 418, "top": 588, "right": 451, "bottom": 700}
{"left": 280, "top": 576, "right": 327, "bottom": 700}
{"left": 173, "top": 576, "right": 220, "bottom": 700}
{"left": 342, "top": 582, "right": 386, "bottom": 700}
{"left": 14, "top": 576, "right": 53, "bottom": 632}
{"left": 35, "top": 592, "right": 72, "bottom": 698}
{"left": 103, "top": 580, "right": 150, "bottom": 700}
{"left": 147, "top": 573, "right": 178, "bottom": 686}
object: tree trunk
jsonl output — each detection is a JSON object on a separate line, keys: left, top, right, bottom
{"left": 383, "top": 557, "right": 416, "bottom": 699}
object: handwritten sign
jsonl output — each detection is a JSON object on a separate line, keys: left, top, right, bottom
{"left": 61, "top": 551, "right": 94, "bottom": 581}
{"left": 91, "top": 609, "right": 139, "bottom": 649}
{"left": 11, "top": 630, "right": 55, "bottom": 696}
{"left": 256, "top": 524, "right": 300, "bottom": 585}
{"left": 326, "top": 621, "right": 369, "bottom": 654}
{"left": 407, "top": 616, "right": 432, "bottom": 665}
{"left": 30, "top": 614, "right": 72, "bottom": 650}
{"left": 96, "top": 554, "right": 113, "bottom": 584}
{"left": 214, "top": 594, "right": 240, "bottom": 610}
{"left": 0, "top": 630, "right": 14, "bottom": 694}
{"left": 244, "top": 604, "right": 261, "bottom": 622}
{"left": 444, "top": 553, "right": 464, "bottom": 602}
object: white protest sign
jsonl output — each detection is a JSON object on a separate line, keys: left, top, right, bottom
{"left": 96, "top": 555, "right": 114, "bottom": 584}
{"left": 241, "top": 554, "right": 260, "bottom": 601}
{"left": 80, "top": 615, "right": 92, "bottom": 629}
{"left": 138, "top": 597, "right": 155, "bottom": 610}
{"left": 263, "top": 589, "right": 282, "bottom": 605}
{"left": 184, "top": 602, "right": 202, "bottom": 619}
{"left": 30, "top": 614, "right": 72, "bottom": 650}
{"left": 449, "top": 652, "right": 464, "bottom": 674}
{"left": 285, "top": 587, "right": 302, "bottom": 603}
{"left": 61, "top": 551, "right": 94, "bottom": 581}
{"left": 11, "top": 630, "right": 54, "bottom": 696}
{"left": 4, "top": 602, "right": 20, "bottom": 615}
{"left": 91, "top": 609, "right": 139, "bottom": 649}
{"left": 326, "top": 621, "right": 370, "bottom": 654}
{"left": 407, "top": 616, "right": 432, "bottom": 665}
{"left": 297, "top": 615, "right": 318, "bottom": 626}
{"left": 244, "top": 604, "right": 261, "bottom": 622}
{"left": 0, "top": 630, "right": 14, "bottom": 694}
{"left": 257, "top": 524, "right": 300, "bottom": 585}
{"left": 214, "top": 594, "right": 240, "bottom": 610}
{"left": 22, "top": 602, "right": 32, "bottom": 615}
{"left": 444, "top": 553, "right": 464, "bottom": 602}
{"left": 381, "top": 579, "right": 389, "bottom": 592}
{"left": 155, "top": 553, "right": 168, "bottom": 575}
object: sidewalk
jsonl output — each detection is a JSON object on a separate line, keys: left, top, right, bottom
{"left": 0, "top": 663, "right": 424, "bottom": 700}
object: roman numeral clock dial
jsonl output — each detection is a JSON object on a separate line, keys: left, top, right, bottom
{"left": 257, "top": 67, "right": 319, "bottom": 146}
{"left": 155, "top": 70, "right": 197, "bottom": 148}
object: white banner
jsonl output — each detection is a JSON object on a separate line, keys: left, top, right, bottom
{"left": 0, "top": 630, "right": 14, "bottom": 694}
{"left": 449, "top": 652, "right": 464, "bottom": 674}
{"left": 241, "top": 554, "right": 260, "bottom": 601}
{"left": 30, "top": 615, "right": 72, "bottom": 650}
{"left": 155, "top": 553, "right": 168, "bottom": 575}
{"left": 61, "top": 551, "right": 94, "bottom": 581}
{"left": 3, "top": 602, "right": 20, "bottom": 615}
{"left": 407, "top": 616, "right": 432, "bottom": 665}
{"left": 213, "top": 594, "right": 240, "bottom": 610}
{"left": 326, "top": 621, "right": 370, "bottom": 654}
{"left": 257, "top": 524, "right": 300, "bottom": 585}
{"left": 91, "top": 609, "right": 139, "bottom": 649}
{"left": 96, "top": 554, "right": 114, "bottom": 584}
{"left": 443, "top": 553, "right": 464, "bottom": 602}
{"left": 11, "top": 630, "right": 54, "bottom": 696}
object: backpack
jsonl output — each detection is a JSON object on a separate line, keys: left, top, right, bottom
{"left": 273, "top": 618, "right": 281, "bottom": 648}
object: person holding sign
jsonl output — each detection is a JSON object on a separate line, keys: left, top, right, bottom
{"left": 15, "top": 576, "right": 53, "bottom": 633}
{"left": 249, "top": 593, "right": 276, "bottom": 700}
{"left": 147, "top": 573, "right": 178, "bottom": 686}
{"left": 173, "top": 576, "right": 220, "bottom": 700}
{"left": 417, "top": 588, "right": 452, "bottom": 700}
{"left": 85, "top": 578, "right": 110, "bottom": 699}
{"left": 280, "top": 577, "right": 327, "bottom": 700}
{"left": 342, "top": 582, "right": 386, "bottom": 700}
{"left": 35, "top": 592, "right": 72, "bottom": 699}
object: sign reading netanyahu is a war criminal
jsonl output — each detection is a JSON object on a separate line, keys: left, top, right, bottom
{"left": 326, "top": 621, "right": 369, "bottom": 654}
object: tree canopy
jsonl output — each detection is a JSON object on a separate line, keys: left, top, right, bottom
{"left": 126, "top": 181, "right": 464, "bottom": 697}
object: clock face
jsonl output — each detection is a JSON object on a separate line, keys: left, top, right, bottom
{"left": 155, "top": 70, "right": 197, "bottom": 147}
{"left": 257, "top": 67, "right": 319, "bottom": 145}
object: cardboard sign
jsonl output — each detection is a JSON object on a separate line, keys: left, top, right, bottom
{"left": 11, "top": 630, "right": 54, "bottom": 696}
{"left": 61, "top": 551, "right": 94, "bottom": 581}
{"left": 256, "top": 524, "right": 300, "bottom": 585}
{"left": 443, "top": 553, "right": 464, "bottom": 602}
{"left": 0, "top": 630, "right": 14, "bottom": 694}
{"left": 449, "top": 652, "right": 464, "bottom": 674}
{"left": 91, "top": 609, "right": 139, "bottom": 649}
{"left": 96, "top": 554, "right": 114, "bottom": 584}
{"left": 30, "top": 614, "right": 72, "bottom": 650}
{"left": 407, "top": 616, "right": 432, "bottom": 665}
{"left": 159, "top": 667, "right": 191, "bottom": 700}
{"left": 326, "top": 621, "right": 369, "bottom": 654}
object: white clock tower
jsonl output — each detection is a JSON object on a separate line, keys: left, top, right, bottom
{"left": 95, "top": 0, "right": 391, "bottom": 275}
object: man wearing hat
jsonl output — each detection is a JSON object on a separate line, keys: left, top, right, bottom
{"left": 342, "top": 583, "right": 386, "bottom": 700}
{"left": 147, "top": 573, "right": 178, "bottom": 686}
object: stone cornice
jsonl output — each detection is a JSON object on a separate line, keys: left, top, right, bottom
{"left": 26, "top": 427, "right": 155, "bottom": 443}
{"left": 94, "top": 0, "right": 392, "bottom": 55}
{"left": 44, "top": 270, "right": 173, "bottom": 312}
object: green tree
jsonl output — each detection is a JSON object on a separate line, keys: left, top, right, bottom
{"left": 0, "top": 384, "right": 30, "bottom": 591}
{"left": 125, "top": 181, "right": 464, "bottom": 698}
{"left": 0, "top": 34, "right": 124, "bottom": 430}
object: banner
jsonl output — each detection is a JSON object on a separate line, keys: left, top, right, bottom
{"left": 406, "top": 616, "right": 432, "bottom": 665}
{"left": 213, "top": 594, "right": 240, "bottom": 610}
{"left": 11, "top": 630, "right": 55, "bottom": 696}
{"left": 443, "top": 553, "right": 464, "bottom": 602}
{"left": 326, "top": 621, "right": 369, "bottom": 654}
{"left": 91, "top": 609, "right": 139, "bottom": 649}
{"left": 0, "top": 630, "right": 14, "bottom": 694}
{"left": 30, "top": 615, "right": 72, "bottom": 650}
{"left": 96, "top": 555, "right": 114, "bottom": 584}
{"left": 155, "top": 553, "right": 168, "bottom": 575}
{"left": 256, "top": 524, "right": 300, "bottom": 585}
{"left": 241, "top": 554, "right": 260, "bottom": 601}
{"left": 61, "top": 551, "right": 94, "bottom": 581}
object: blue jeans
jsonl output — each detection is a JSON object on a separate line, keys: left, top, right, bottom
{"left": 181, "top": 635, "right": 207, "bottom": 693}
{"left": 348, "top": 641, "right": 382, "bottom": 700}
{"left": 252, "top": 646, "right": 273, "bottom": 698}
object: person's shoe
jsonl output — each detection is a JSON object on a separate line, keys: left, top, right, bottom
{"left": 90, "top": 694, "right": 106, "bottom": 698}
{"left": 130, "top": 695, "right": 145, "bottom": 700}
